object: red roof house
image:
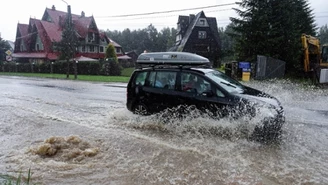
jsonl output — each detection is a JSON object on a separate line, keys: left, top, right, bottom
{"left": 13, "top": 5, "right": 125, "bottom": 63}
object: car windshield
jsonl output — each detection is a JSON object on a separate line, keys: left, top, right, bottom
{"left": 205, "top": 70, "right": 244, "bottom": 94}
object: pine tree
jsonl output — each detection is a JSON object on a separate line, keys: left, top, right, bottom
{"left": 53, "top": 5, "right": 79, "bottom": 79}
{"left": 218, "top": 23, "right": 236, "bottom": 62}
{"left": 0, "top": 37, "right": 11, "bottom": 62}
{"left": 230, "top": 0, "right": 316, "bottom": 74}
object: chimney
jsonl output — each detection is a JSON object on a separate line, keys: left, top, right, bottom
{"left": 52, "top": 5, "right": 56, "bottom": 10}
{"left": 81, "top": 11, "right": 85, "bottom": 18}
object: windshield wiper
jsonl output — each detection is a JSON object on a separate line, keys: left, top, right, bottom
{"left": 220, "top": 81, "right": 237, "bottom": 88}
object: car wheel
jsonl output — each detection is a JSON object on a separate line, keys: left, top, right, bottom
{"left": 133, "top": 103, "right": 149, "bottom": 115}
{"left": 251, "top": 118, "right": 283, "bottom": 143}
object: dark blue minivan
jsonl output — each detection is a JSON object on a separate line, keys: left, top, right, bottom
{"left": 126, "top": 52, "right": 285, "bottom": 140}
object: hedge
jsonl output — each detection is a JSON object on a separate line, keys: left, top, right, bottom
{"left": 0, "top": 60, "right": 125, "bottom": 76}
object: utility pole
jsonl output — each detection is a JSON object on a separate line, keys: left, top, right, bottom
{"left": 68, "top": 5, "right": 78, "bottom": 79}
{"left": 59, "top": 0, "right": 78, "bottom": 79}
{"left": 67, "top": 5, "right": 72, "bottom": 79}
{"left": 67, "top": 5, "right": 77, "bottom": 79}
{"left": 61, "top": 0, "right": 70, "bottom": 79}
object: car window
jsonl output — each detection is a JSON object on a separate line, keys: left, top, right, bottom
{"left": 148, "top": 71, "right": 157, "bottom": 87}
{"left": 148, "top": 71, "right": 177, "bottom": 89}
{"left": 181, "top": 72, "right": 197, "bottom": 93}
{"left": 216, "top": 88, "right": 225, "bottom": 97}
{"left": 196, "top": 76, "right": 212, "bottom": 94}
{"left": 134, "top": 71, "right": 148, "bottom": 86}
{"left": 205, "top": 70, "right": 244, "bottom": 94}
{"left": 181, "top": 72, "right": 211, "bottom": 94}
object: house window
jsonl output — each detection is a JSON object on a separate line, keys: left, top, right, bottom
{"left": 116, "top": 48, "right": 121, "bottom": 54}
{"left": 100, "top": 46, "right": 104, "bottom": 53}
{"left": 20, "top": 45, "right": 24, "bottom": 51}
{"left": 88, "top": 32, "right": 95, "bottom": 43}
{"left": 82, "top": 46, "right": 85, "bottom": 52}
{"left": 90, "top": 46, "right": 95, "bottom": 52}
{"left": 198, "top": 18, "right": 207, "bottom": 26}
{"left": 36, "top": 44, "right": 40, "bottom": 51}
{"left": 198, "top": 31, "right": 207, "bottom": 39}
{"left": 46, "top": 15, "right": 52, "bottom": 22}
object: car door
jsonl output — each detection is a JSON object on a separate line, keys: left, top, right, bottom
{"left": 196, "top": 83, "right": 236, "bottom": 118}
{"left": 142, "top": 70, "right": 178, "bottom": 113}
{"left": 126, "top": 70, "right": 149, "bottom": 112}
{"left": 177, "top": 71, "right": 235, "bottom": 117}
{"left": 174, "top": 71, "right": 200, "bottom": 110}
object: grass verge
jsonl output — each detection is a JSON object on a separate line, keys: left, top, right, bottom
{"left": 0, "top": 72, "right": 130, "bottom": 83}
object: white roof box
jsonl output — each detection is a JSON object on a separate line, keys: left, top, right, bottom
{"left": 136, "top": 52, "right": 210, "bottom": 66}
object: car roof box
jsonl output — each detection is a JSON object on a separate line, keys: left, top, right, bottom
{"left": 136, "top": 52, "right": 210, "bottom": 67}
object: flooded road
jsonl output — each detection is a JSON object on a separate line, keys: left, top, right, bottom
{"left": 0, "top": 76, "right": 327, "bottom": 185}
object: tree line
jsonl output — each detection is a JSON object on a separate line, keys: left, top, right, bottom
{"left": 105, "top": 24, "right": 177, "bottom": 55}
{"left": 106, "top": 0, "right": 328, "bottom": 76}
{"left": 1, "top": 0, "right": 328, "bottom": 77}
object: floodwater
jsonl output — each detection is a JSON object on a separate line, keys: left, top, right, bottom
{"left": 0, "top": 76, "right": 327, "bottom": 185}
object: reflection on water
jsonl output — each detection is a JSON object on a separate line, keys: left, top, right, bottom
{"left": 1, "top": 78, "right": 328, "bottom": 184}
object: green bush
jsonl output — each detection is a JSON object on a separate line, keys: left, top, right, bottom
{"left": 77, "top": 61, "right": 101, "bottom": 75}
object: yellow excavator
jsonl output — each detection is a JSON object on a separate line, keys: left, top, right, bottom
{"left": 301, "top": 34, "right": 328, "bottom": 83}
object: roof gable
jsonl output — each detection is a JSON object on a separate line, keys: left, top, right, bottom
{"left": 175, "top": 11, "right": 220, "bottom": 51}
{"left": 15, "top": 23, "right": 29, "bottom": 51}
{"left": 42, "top": 10, "right": 53, "bottom": 22}
{"left": 177, "top": 11, "right": 203, "bottom": 50}
{"left": 17, "top": 23, "right": 29, "bottom": 37}
{"left": 40, "top": 20, "right": 62, "bottom": 42}
{"left": 74, "top": 16, "right": 96, "bottom": 38}
{"left": 42, "top": 8, "right": 80, "bottom": 25}
{"left": 19, "top": 18, "right": 47, "bottom": 52}
{"left": 42, "top": 7, "right": 98, "bottom": 39}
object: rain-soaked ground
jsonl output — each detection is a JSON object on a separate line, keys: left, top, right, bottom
{"left": 0, "top": 76, "right": 327, "bottom": 185}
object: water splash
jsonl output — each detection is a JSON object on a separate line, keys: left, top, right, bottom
{"left": 109, "top": 104, "right": 281, "bottom": 143}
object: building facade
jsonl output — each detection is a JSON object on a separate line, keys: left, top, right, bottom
{"left": 12, "top": 5, "right": 126, "bottom": 63}
{"left": 169, "top": 11, "right": 221, "bottom": 67}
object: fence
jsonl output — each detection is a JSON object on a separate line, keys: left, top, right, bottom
{"left": 255, "top": 55, "right": 286, "bottom": 80}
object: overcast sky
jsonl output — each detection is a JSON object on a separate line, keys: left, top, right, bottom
{"left": 1, "top": 0, "right": 327, "bottom": 41}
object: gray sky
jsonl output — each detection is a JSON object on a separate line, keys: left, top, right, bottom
{"left": 1, "top": 0, "right": 327, "bottom": 41}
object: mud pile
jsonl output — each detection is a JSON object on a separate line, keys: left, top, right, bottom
{"left": 31, "top": 135, "right": 99, "bottom": 162}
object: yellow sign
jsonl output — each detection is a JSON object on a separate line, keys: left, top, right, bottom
{"left": 5, "top": 50, "right": 12, "bottom": 56}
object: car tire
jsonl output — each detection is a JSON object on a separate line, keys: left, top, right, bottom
{"left": 133, "top": 103, "right": 149, "bottom": 115}
{"left": 251, "top": 118, "right": 283, "bottom": 143}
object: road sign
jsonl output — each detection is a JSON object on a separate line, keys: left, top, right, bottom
{"left": 6, "top": 55, "right": 12, "bottom": 61}
{"left": 5, "top": 50, "right": 12, "bottom": 56}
